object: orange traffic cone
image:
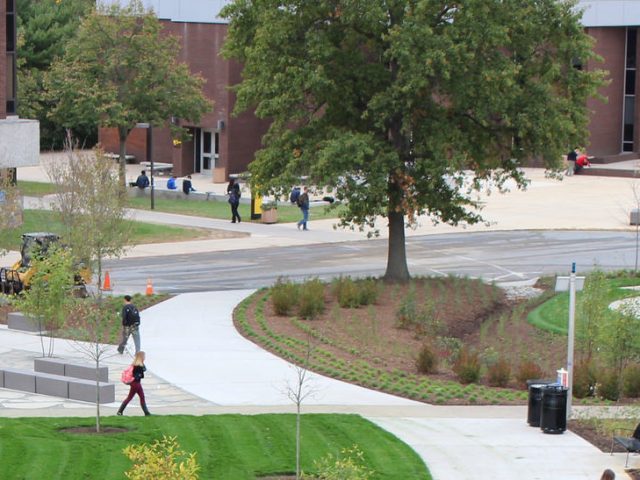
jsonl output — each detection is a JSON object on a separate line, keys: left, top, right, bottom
{"left": 103, "top": 271, "right": 112, "bottom": 291}
{"left": 145, "top": 278, "right": 154, "bottom": 296}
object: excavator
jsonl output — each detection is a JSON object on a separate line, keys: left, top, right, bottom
{"left": 0, "top": 232, "right": 91, "bottom": 296}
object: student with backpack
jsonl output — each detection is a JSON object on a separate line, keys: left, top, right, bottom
{"left": 117, "top": 295, "right": 141, "bottom": 354}
{"left": 227, "top": 178, "right": 241, "bottom": 223}
{"left": 296, "top": 186, "right": 310, "bottom": 231}
{"left": 117, "top": 351, "right": 151, "bottom": 416}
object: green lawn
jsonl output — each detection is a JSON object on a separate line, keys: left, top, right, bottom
{"left": 0, "top": 210, "right": 208, "bottom": 252}
{"left": 127, "top": 196, "right": 344, "bottom": 223}
{"left": 16, "top": 180, "right": 58, "bottom": 197}
{"left": 528, "top": 275, "right": 640, "bottom": 334}
{"left": 0, "top": 414, "right": 430, "bottom": 480}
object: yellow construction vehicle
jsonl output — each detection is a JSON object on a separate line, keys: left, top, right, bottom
{"left": 0, "top": 232, "right": 91, "bottom": 295}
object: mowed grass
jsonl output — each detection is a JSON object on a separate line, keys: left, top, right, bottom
{"left": 0, "top": 210, "right": 208, "bottom": 252}
{"left": 16, "top": 180, "right": 58, "bottom": 196}
{"left": 0, "top": 414, "right": 429, "bottom": 480}
{"left": 126, "top": 196, "right": 345, "bottom": 223}
{"left": 527, "top": 275, "right": 640, "bottom": 334}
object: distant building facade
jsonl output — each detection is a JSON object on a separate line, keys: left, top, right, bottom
{"left": 98, "top": 0, "right": 269, "bottom": 182}
{"left": 578, "top": 1, "right": 640, "bottom": 159}
{"left": 0, "top": 0, "right": 39, "bottom": 180}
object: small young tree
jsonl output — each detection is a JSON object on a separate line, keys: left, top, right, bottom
{"left": 576, "top": 270, "right": 608, "bottom": 363}
{"left": 598, "top": 304, "right": 640, "bottom": 380}
{"left": 0, "top": 174, "right": 23, "bottom": 246}
{"left": 285, "top": 341, "right": 318, "bottom": 480}
{"left": 68, "top": 299, "right": 119, "bottom": 433}
{"left": 47, "top": 136, "right": 131, "bottom": 291}
{"left": 14, "top": 245, "right": 77, "bottom": 357}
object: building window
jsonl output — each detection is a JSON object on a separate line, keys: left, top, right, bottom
{"left": 623, "top": 28, "right": 637, "bottom": 153}
{"left": 5, "top": 0, "right": 16, "bottom": 114}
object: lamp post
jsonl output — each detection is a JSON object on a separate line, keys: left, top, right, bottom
{"left": 555, "top": 263, "right": 585, "bottom": 420}
{"left": 136, "top": 123, "right": 154, "bottom": 210}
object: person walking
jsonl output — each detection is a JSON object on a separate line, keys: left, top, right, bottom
{"left": 117, "top": 295, "right": 141, "bottom": 354}
{"left": 296, "top": 186, "right": 310, "bottom": 231}
{"left": 227, "top": 178, "right": 241, "bottom": 223}
{"left": 117, "top": 351, "right": 151, "bottom": 416}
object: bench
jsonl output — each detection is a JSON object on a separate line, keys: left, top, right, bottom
{"left": 0, "top": 367, "right": 115, "bottom": 404}
{"left": 139, "top": 161, "right": 173, "bottom": 175}
{"left": 127, "top": 186, "right": 222, "bottom": 202}
{"left": 34, "top": 357, "right": 109, "bottom": 382}
{"left": 7, "top": 312, "right": 43, "bottom": 333}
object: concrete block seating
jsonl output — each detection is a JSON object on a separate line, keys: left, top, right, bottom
{"left": 0, "top": 359, "right": 115, "bottom": 404}
{"left": 34, "top": 357, "right": 109, "bottom": 382}
{"left": 69, "top": 378, "right": 115, "bottom": 403}
{"left": 7, "top": 312, "right": 42, "bottom": 333}
{"left": 3, "top": 369, "right": 36, "bottom": 393}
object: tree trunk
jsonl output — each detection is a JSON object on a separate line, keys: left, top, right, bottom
{"left": 383, "top": 210, "right": 410, "bottom": 282}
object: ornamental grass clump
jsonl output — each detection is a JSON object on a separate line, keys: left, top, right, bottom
{"left": 333, "top": 277, "right": 361, "bottom": 308}
{"left": 623, "top": 363, "right": 640, "bottom": 398}
{"left": 298, "top": 278, "right": 326, "bottom": 319}
{"left": 486, "top": 358, "right": 511, "bottom": 388}
{"left": 270, "top": 278, "right": 299, "bottom": 316}
{"left": 516, "top": 360, "right": 544, "bottom": 389}
{"left": 453, "top": 347, "right": 481, "bottom": 384}
{"left": 416, "top": 343, "right": 438, "bottom": 374}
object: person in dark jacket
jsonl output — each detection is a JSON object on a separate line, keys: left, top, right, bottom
{"left": 296, "top": 186, "right": 310, "bottom": 231}
{"left": 136, "top": 171, "right": 150, "bottom": 189}
{"left": 182, "top": 175, "right": 195, "bottom": 194}
{"left": 117, "top": 295, "right": 141, "bottom": 354}
{"left": 117, "top": 351, "right": 151, "bottom": 416}
{"left": 227, "top": 178, "right": 241, "bottom": 223}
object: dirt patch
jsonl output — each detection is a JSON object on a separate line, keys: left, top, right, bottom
{"left": 60, "top": 426, "right": 129, "bottom": 435}
{"left": 238, "top": 278, "right": 565, "bottom": 396}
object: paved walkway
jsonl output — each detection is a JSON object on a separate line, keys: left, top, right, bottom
{"left": 2, "top": 155, "right": 639, "bottom": 478}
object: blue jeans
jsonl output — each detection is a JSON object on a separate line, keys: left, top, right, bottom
{"left": 297, "top": 208, "right": 309, "bottom": 229}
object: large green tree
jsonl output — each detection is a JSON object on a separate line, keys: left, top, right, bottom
{"left": 45, "top": 0, "right": 212, "bottom": 185}
{"left": 222, "top": 0, "right": 604, "bottom": 282}
{"left": 17, "top": 0, "right": 95, "bottom": 149}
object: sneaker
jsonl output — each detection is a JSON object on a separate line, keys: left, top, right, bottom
{"left": 117, "top": 411, "right": 123, "bottom": 416}
{"left": 117, "top": 347, "right": 124, "bottom": 354}
{"left": 303, "top": 228, "right": 309, "bottom": 231}
{"left": 297, "top": 223, "right": 301, "bottom": 230}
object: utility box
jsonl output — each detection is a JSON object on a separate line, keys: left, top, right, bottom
{"left": 631, "top": 209, "right": 640, "bottom": 226}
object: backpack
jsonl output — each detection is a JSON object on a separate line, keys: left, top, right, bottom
{"left": 126, "top": 305, "right": 140, "bottom": 325}
{"left": 121, "top": 365, "right": 135, "bottom": 385}
{"left": 290, "top": 187, "right": 301, "bottom": 204}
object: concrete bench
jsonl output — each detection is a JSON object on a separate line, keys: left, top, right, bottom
{"left": 0, "top": 368, "right": 115, "bottom": 404}
{"left": 34, "top": 357, "right": 109, "bottom": 382}
{"left": 7, "top": 312, "right": 43, "bottom": 333}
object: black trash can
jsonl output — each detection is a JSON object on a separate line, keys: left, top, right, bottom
{"left": 540, "top": 385, "right": 567, "bottom": 434}
{"left": 526, "top": 379, "right": 554, "bottom": 427}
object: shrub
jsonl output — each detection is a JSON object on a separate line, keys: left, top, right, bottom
{"left": 597, "top": 369, "right": 620, "bottom": 401}
{"left": 573, "top": 362, "right": 597, "bottom": 398}
{"left": 357, "top": 278, "right": 380, "bottom": 306}
{"left": 298, "top": 278, "right": 326, "bottom": 319}
{"left": 416, "top": 343, "right": 438, "bottom": 374}
{"left": 302, "top": 445, "right": 374, "bottom": 480}
{"left": 516, "top": 360, "right": 544, "bottom": 389}
{"left": 623, "top": 364, "right": 640, "bottom": 398}
{"left": 333, "top": 277, "right": 360, "bottom": 308}
{"left": 453, "top": 347, "right": 481, "bottom": 384}
{"left": 396, "top": 285, "right": 417, "bottom": 328}
{"left": 486, "top": 358, "right": 511, "bottom": 388}
{"left": 123, "top": 435, "right": 199, "bottom": 480}
{"left": 270, "top": 278, "right": 299, "bottom": 316}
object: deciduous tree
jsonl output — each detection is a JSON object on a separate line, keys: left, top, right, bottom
{"left": 46, "top": 0, "right": 212, "bottom": 185}
{"left": 222, "top": 0, "right": 604, "bottom": 282}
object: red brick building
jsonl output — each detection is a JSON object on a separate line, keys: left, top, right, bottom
{"left": 98, "top": 2, "right": 269, "bottom": 183}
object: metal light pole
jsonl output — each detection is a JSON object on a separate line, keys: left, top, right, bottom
{"left": 555, "top": 263, "right": 584, "bottom": 420}
{"left": 136, "top": 123, "right": 154, "bottom": 210}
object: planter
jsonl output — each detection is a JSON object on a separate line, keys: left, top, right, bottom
{"left": 261, "top": 208, "right": 278, "bottom": 224}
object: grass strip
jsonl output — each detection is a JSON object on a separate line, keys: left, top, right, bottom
{"left": 0, "top": 414, "right": 430, "bottom": 480}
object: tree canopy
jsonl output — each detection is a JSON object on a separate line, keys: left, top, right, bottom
{"left": 222, "top": 0, "right": 604, "bottom": 282}
{"left": 17, "top": 0, "right": 95, "bottom": 148}
{"left": 45, "top": 0, "right": 212, "bottom": 183}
